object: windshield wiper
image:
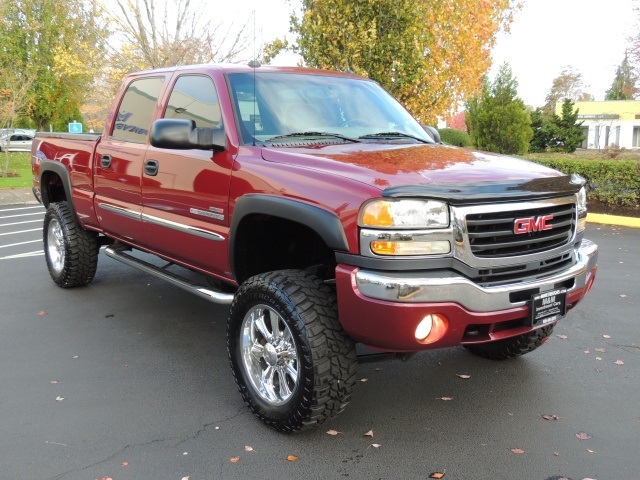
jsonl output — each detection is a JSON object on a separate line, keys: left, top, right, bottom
{"left": 265, "top": 131, "right": 361, "bottom": 143}
{"left": 358, "top": 132, "right": 432, "bottom": 144}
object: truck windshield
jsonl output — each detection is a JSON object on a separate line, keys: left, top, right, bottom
{"left": 227, "top": 72, "right": 433, "bottom": 145}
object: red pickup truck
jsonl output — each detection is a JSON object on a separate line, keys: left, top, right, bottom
{"left": 32, "top": 64, "right": 598, "bottom": 432}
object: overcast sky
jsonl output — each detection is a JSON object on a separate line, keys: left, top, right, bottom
{"left": 218, "top": 0, "right": 637, "bottom": 108}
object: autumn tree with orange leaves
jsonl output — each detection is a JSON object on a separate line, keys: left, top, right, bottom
{"left": 292, "top": 0, "right": 520, "bottom": 124}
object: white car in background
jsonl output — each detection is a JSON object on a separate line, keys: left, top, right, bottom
{"left": 0, "top": 131, "right": 35, "bottom": 152}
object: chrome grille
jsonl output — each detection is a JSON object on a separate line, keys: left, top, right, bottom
{"left": 466, "top": 203, "right": 576, "bottom": 258}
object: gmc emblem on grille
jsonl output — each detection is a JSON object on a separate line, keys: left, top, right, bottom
{"left": 514, "top": 215, "right": 554, "bottom": 234}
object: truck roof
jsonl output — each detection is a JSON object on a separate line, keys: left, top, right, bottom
{"left": 126, "top": 63, "right": 363, "bottom": 80}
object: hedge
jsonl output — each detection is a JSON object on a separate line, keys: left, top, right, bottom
{"left": 523, "top": 156, "right": 640, "bottom": 207}
{"left": 439, "top": 128, "right": 471, "bottom": 147}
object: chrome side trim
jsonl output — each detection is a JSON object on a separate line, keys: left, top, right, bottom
{"left": 354, "top": 239, "right": 598, "bottom": 311}
{"left": 98, "top": 202, "right": 225, "bottom": 242}
{"left": 142, "top": 213, "right": 225, "bottom": 241}
{"left": 98, "top": 203, "right": 141, "bottom": 220}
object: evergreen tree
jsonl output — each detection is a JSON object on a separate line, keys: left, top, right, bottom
{"left": 528, "top": 99, "right": 585, "bottom": 153}
{"left": 605, "top": 53, "right": 639, "bottom": 100}
{"left": 529, "top": 108, "right": 557, "bottom": 153}
{"left": 550, "top": 99, "right": 585, "bottom": 153}
{"left": 466, "top": 63, "right": 532, "bottom": 155}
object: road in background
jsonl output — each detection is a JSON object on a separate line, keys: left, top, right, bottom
{"left": 1, "top": 212, "right": 638, "bottom": 480}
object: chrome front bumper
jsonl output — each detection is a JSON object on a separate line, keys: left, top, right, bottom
{"left": 355, "top": 239, "right": 598, "bottom": 312}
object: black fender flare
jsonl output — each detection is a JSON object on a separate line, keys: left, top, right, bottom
{"left": 38, "top": 160, "right": 78, "bottom": 221}
{"left": 229, "top": 195, "right": 349, "bottom": 279}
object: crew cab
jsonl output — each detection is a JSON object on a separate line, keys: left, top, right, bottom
{"left": 32, "top": 64, "right": 598, "bottom": 432}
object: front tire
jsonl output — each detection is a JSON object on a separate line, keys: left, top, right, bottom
{"left": 227, "top": 270, "right": 357, "bottom": 432}
{"left": 43, "top": 202, "right": 98, "bottom": 287}
{"left": 465, "top": 325, "right": 555, "bottom": 360}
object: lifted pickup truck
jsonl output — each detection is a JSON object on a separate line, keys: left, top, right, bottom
{"left": 32, "top": 64, "right": 598, "bottom": 432}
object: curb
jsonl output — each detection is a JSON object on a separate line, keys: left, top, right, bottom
{"left": 2, "top": 187, "right": 640, "bottom": 228}
{"left": 586, "top": 213, "right": 640, "bottom": 229}
{"left": 0, "top": 188, "right": 38, "bottom": 206}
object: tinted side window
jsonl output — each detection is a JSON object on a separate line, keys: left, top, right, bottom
{"left": 112, "top": 77, "right": 165, "bottom": 143}
{"left": 164, "top": 75, "right": 221, "bottom": 128}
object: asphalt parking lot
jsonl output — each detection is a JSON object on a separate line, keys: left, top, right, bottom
{"left": 1, "top": 201, "right": 638, "bottom": 480}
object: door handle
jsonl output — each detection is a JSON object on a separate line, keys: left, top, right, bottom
{"left": 100, "top": 154, "right": 112, "bottom": 168}
{"left": 144, "top": 159, "right": 159, "bottom": 176}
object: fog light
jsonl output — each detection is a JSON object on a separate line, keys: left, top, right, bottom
{"left": 415, "top": 313, "right": 448, "bottom": 343}
{"left": 415, "top": 316, "right": 434, "bottom": 340}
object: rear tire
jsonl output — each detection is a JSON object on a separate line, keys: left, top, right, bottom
{"left": 43, "top": 202, "right": 99, "bottom": 287}
{"left": 227, "top": 269, "right": 357, "bottom": 432}
{"left": 464, "top": 325, "right": 555, "bottom": 360}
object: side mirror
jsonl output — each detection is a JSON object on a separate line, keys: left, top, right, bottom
{"left": 150, "top": 119, "right": 225, "bottom": 152}
{"left": 422, "top": 125, "right": 441, "bottom": 144}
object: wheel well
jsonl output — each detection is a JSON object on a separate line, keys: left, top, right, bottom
{"left": 233, "top": 214, "right": 336, "bottom": 284}
{"left": 41, "top": 170, "right": 67, "bottom": 206}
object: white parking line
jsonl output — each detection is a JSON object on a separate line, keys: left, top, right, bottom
{"left": 0, "top": 219, "right": 43, "bottom": 227}
{"left": 0, "top": 250, "right": 44, "bottom": 260}
{"left": 0, "top": 206, "right": 44, "bottom": 213}
{"left": 0, "top": 239, "right": 41, "bottom": 249}
{"left": 0, "top": 212, "right": 45, "bottom": 219}
{"left": 0, "top": 228, "right": 42, "bottom": 236}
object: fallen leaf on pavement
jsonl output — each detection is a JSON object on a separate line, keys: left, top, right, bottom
{"left": 230, "top": 456, "right": 240, "bottom": 463}
{"left": 456, "top": 374, "right": 471, "bottom": 379}
{"left": 429, "top": 472, "right": 445, "bottom": 479}
{"left": 368, "top": 443, "right": 381, "bottom": 448}
{"left": 55, "top": 396, "right": 64, "bottom": 401}
{"left": 38, "top": 311, "right": 47, "bottom": 316}
{"left": 603, "top": 335, "right": 611, "bottom": 339}
{"left": 244, "top": 446, "right": 254, "bottom": 452}
{"left": 576, "top": 432, "right": 592, "bottom": 441}
{"left": 620, "top": 294, "right": 627, "bottom": 298}
{"left": 542, "top": 414, "right": 560, "bottom": 421}
{"left": 121, "top": 462, "right": 129, "bottom": 467}
{"left": 326, "top": 430, "right": 341, "bottom": 436}
{"left": 287, "top": 455, "right": 298, "bottom": 462}
{"left": 182, "top": 477, "right": 189, "bottom": 480}
{"left": 510, "top": 448, "right": 525, "bottom": 454}
{"left": 553, "top": 452, "right": 560, "bottom": 457}
{"left": 360, "top": 378, "right": 369, "bottom": 382}
{"left": 615, "top": 360, "right": 624, "bottom": 365}
{"left": 364, "top": 430, "right": 374, "bottom": 437}
{"left": 584, "top": 350, "right": 590, "bottom": 354}
{"left": 437, "top": 397, "right": 454, "bottom": 401}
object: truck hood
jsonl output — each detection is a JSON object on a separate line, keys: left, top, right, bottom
{"left": 260, "top": 143, "right": 582, "bottom": 202}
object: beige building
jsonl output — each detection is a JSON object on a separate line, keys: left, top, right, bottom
{"left": 560, "top": 100, "right": 640, "bottom": 149}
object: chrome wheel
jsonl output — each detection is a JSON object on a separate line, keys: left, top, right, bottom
{"left": 240, "top": 304, "right": 299, "bottom": 405}
{"left": 46, "top": 217, "right": 65, "bottom": 274}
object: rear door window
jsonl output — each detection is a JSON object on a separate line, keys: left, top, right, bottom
{"left": 112, "top": 77, "right": 165, "bottom": 143}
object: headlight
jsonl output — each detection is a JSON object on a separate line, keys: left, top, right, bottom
{"left": 577, "top": 187, "right": 587, "bottom": 232}
{"left": 359, "top": 199, "right": 449, "bottom": 229}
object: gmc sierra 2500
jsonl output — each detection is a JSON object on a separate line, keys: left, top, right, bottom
{"left": 32, "top": 64, "right": 598, "bottom": 432}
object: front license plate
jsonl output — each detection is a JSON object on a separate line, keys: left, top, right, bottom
{"left": 529, "top": 288, "right": 567, "bottom": 327}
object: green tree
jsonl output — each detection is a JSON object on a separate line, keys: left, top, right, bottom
{"left": 291, "top": 0, "right": 519, "bottom": 124}
{"left": 549, "top": 99, "right": 585, "bottom": 153}
{"left": 529, "top": 108, "right": 556, "bottom": 153}
{"left": 0, "top": 0, "right": 108, "bottom": 130}
{"left": 466, "top": 63, "right": 532, "bottom": 155}
{"left": 528, "top": 100, "right": 585, "bottom": 153}
{"left": 605, "top": 53, "right": 639, "bottom": 100}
